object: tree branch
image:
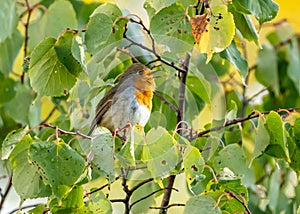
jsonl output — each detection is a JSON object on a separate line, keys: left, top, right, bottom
{"left": 0, "top": 175, "right": 12, "bottom": 210}
{"left": 194, "top": 107, "right": 300, "bottom": 139}
{"left": 160, "top": 53, "right": 191, "bottom": 213}
{"left": 42, "top": 122, "right": 92, "bottom": 140}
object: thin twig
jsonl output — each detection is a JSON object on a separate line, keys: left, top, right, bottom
{"left": 129, "top": 188, "right": 177, "bottom": 209}
{"left": 0, "top": 175, "right": 12, "bottom": 210}
{"left": 154, "top": 91, "right": 178, "bottom": 113}
{"left": 40, "top": 106, "right": 58, "bottom": 124}
{"left": 8, "top": 204, "right": 45, "bottom": 214}
{"left": 42, "top": 122, "right": 92, "bottom": 140}
{"left": 149, "top": 203, "right": 185, "bottom": 210}
{"left": 118, "top": 15, "right": 188, "bottom": 74}
{"left": 21, "top": 0, "right": 32, "bottom": 84}
{"left": 224, "top": 189, "right": 251, "bottom": 214}
{"left": 84, "top": 175, "right": 121, "bottom": 198}
{"left": 194, "top": 107, "right": 300, "bottom": 139}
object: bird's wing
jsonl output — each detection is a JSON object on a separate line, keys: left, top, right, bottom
{"left": 88, "top": 88, "right": 116, "bottom": 135}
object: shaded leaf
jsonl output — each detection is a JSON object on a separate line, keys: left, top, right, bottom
{"left": 255, "top": 44, "right": 279, "bottom": 96}
{"left": 0, "top": 29, "right": 23, "bottom": 75}
{"left": 7, "top": 84, "right": 35, "bottom": 125}
{"left": 220, "top": 41, "right": 248, "bottom": 80}
{"left": 229, "top": 7, "right": 259, "bottom": 45}
{"left": 54, "top": 30, "right": 82, "bottom": 77}
{"left": 287, "top": 38, "right": 300, "bottom": 94}
{"left": 0, "top": 73, "right": 16, "bottom": 104}
{"left": 0, "top": 0, "right": 18, "bottom": 42}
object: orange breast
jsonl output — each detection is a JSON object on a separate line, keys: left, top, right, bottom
{"left": 134, "top": 90, "right": 153, "bottom": 111}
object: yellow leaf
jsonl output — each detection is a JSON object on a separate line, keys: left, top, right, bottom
{"left": 197, "top": 5, "right": 235, "bottom": 63}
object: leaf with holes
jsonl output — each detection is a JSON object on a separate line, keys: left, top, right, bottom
{"left": 29, "top": 140, "right": 86, "bottom": 199}
{"left": 90, "top": 131, "right": 114, "bottom": 181}
{"left": 213, "top": 144, "right": 247, "bottom": 177}
{"left": 197, "top": 5, "right": 235, "bottom": 63}
{"left": 9, "top": 135, "right": 51, "bottom": 201}
{"left": 183, "top": 145, "right": 205, "bottom": 195}
{"left": 85, "top": 3, "right": 124, "bottom": 55}
{"left": 150, "top": 2, "right": 194, "bottom": 45}
{"left": 142, "top": 127, "right": 180, "bottom": 179}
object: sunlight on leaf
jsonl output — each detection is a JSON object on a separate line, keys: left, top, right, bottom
{"left": 197, "top": 5, "right": 235, "bottom": 63}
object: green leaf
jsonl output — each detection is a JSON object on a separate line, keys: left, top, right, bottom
{"left": 186, "top": 75, "right": 211, "bottom": 104}
{"left": 29, "top": 140, "right": 86, "bottom": 199}
{"left": 28, "top": 204, "right": 48, "bottom": 214}
{"left": 150, "top": 2, "right": 194, "bottom": 45}
{"left": 90, "top": 131, "right": 114, "bottom": 181}
{"left": 2, "top": 126, "right": 29, "bottom": 160}
{"left": 86, "top": 190, "right": 112, "bottom": 213}
{"left": 85, "top": 13, "right": 114, "bottom": 55}
{"left": 251, "top": 117, "right": 270, "bottom": 164}
{"left": 213, "top": 144, "right": 247, "bottom": 177}
{"left": 54, "top": 30, "right": 82, "bottom": 77}
{"left": 287, "top": 37, "right": 300, "bottom": 95}
{"left": 50, "top": 185, "right": 86, "bottom": 214}
{"left": 220, "top": 41, "right": 248, "bottom": 80}
{"left": 255, "top": 45, "right": 279, "bottom": 96}
{"left": 0, "top": 73, "right": 16, "bottom": 104}
{"left": 184, "top": 195, "right": 222, "bottom": 214}
{"left": 197, "top": 5, "right": 235, "bottom": 63}
{"left": 7, "top": 84, "right": 36, "bottom": 125}
{"left": 142, "top": 127, "right": 180, "bottom": 179}
{"left": 144, "top": 0, "right": 177, "bottom": 12}
{"left": 265, "top": 111, "right": 289, "bottom": 160}
{"left": 0, "top": 0, "right": 18, "bottom": 42}
{"left": 9, "top": 135, "right": 51, "bottom": 201}
{"left": 232, "top": 0, "right": 278, "bottom": 25}
{"left": 0, "top": 29, "right": 23, "bottom": 75}
{"left": 29, "top": 37, "right": 78, "bottom": 97}
{"left": 85, "top": 3, "right": 123, "bottom": 55}
{"left": 229, "top": 7, "right": 259, "bottom": 44}
{"left": 28, "top": 0, "right": 77, "bottom": 51}
{"left": 183, "top": 145, "right": 205, "bottom": 194}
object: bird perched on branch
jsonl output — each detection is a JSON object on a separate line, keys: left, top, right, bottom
{"left": 88, "top": 63, "right": 156, "bottom": 136}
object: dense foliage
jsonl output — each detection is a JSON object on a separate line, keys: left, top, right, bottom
{"left": 1, "top": 0, "right": 300, "bottom": 213}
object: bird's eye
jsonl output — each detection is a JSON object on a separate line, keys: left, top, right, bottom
{"left": 137, "top": 70, "right": 144, "bottom": 75}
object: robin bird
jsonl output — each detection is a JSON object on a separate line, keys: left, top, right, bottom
{"left": 88, "top": 63, "right": 156, "bottom": 136}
